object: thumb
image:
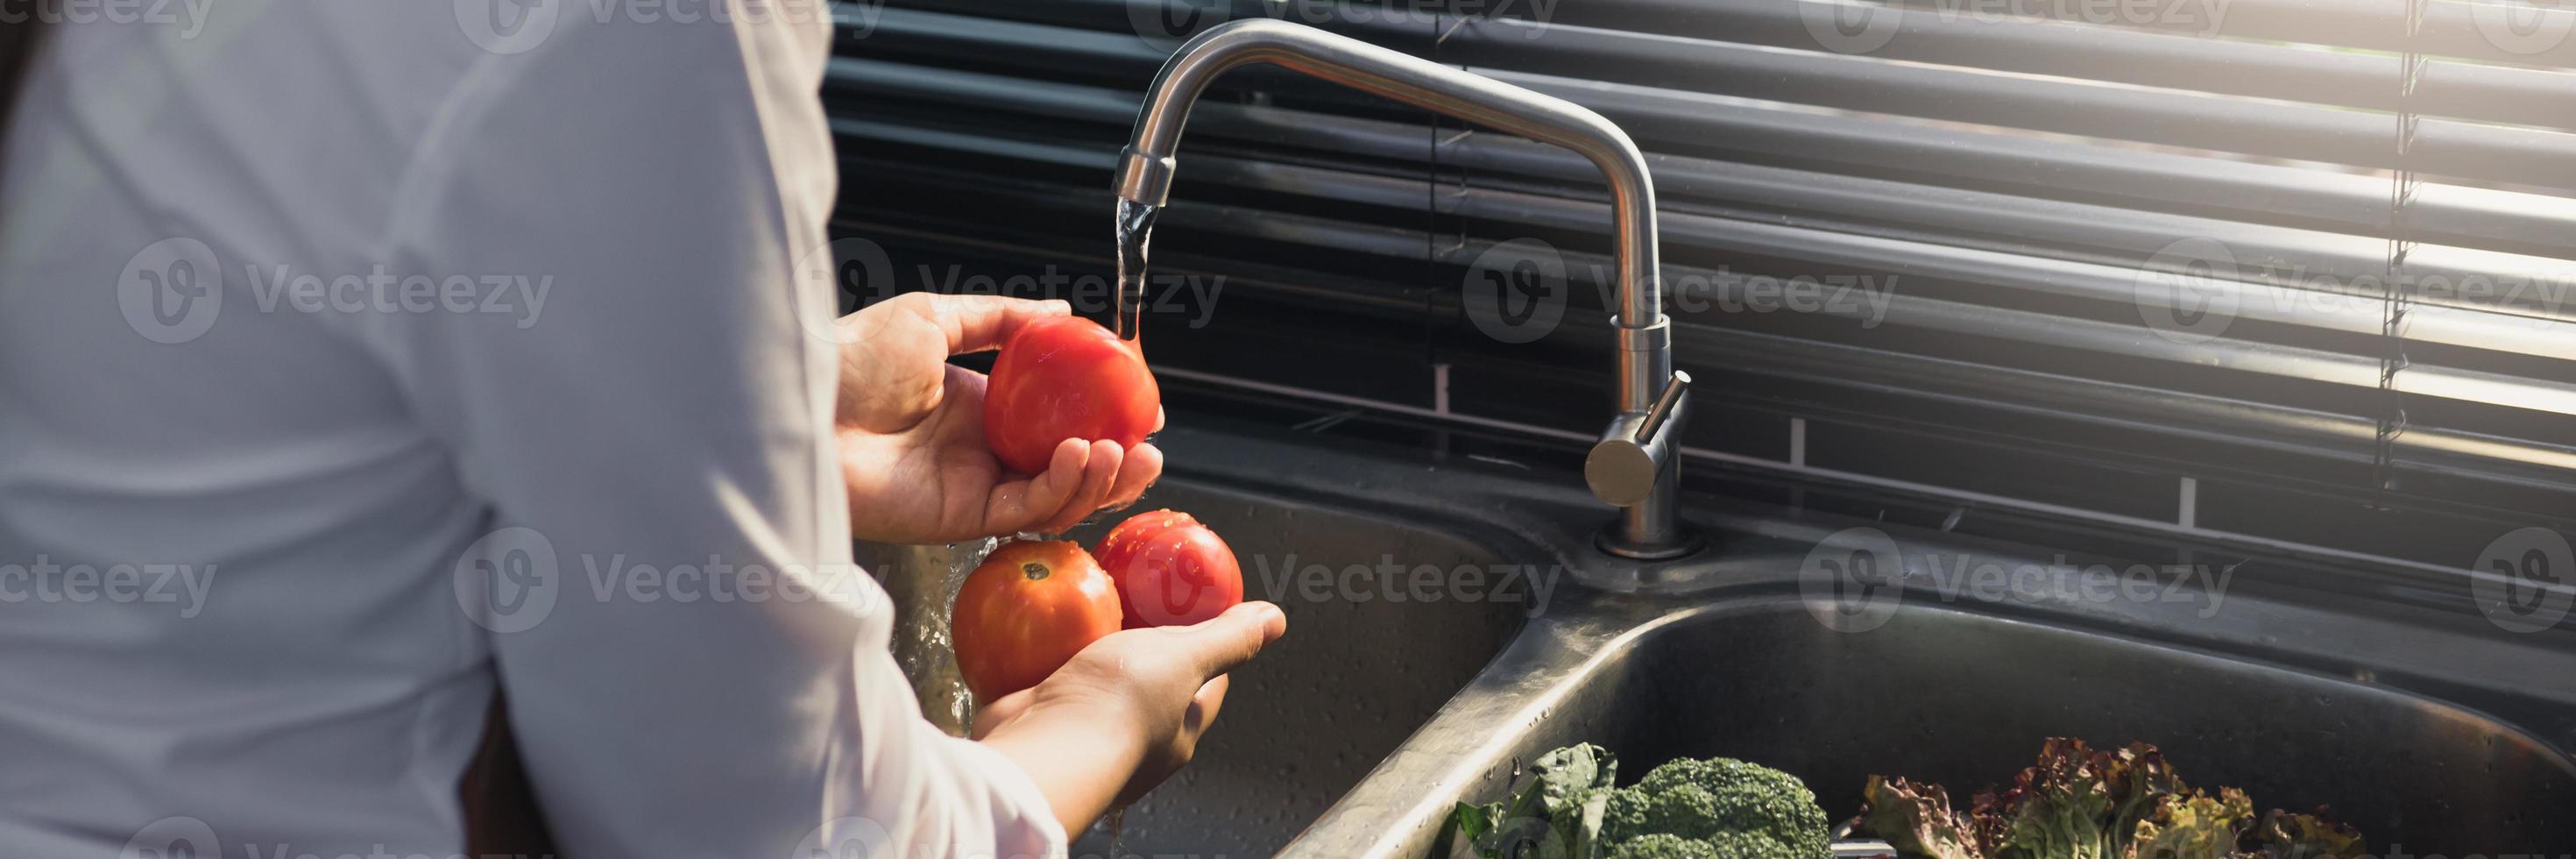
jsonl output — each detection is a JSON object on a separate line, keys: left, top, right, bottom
{"left": 1178, "top": 601, "right": 1285, "bottom": 681}
{"left": 938, "top": 295, "right": 1072, "bottom": 355}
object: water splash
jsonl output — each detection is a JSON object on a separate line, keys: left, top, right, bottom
{"left": 897, "top": 538, "right": 997, "bottom": 736}
{"left": 1101, "top": 805, "right": 1129, "bottom": 858}
{"left": 1113, "top": 199, "right": 1160, "bottom": 342}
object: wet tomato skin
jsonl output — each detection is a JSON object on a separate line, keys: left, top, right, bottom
{"left": 982, "top": 316, "right": 1160, "bottom": 476}
{"left": 1093, "top": 510, "right": 1243, "bottom": 628}
{"left": 950, "top": 540, "right": 1123, "bottom": 702}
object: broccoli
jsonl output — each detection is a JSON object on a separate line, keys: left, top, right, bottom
{"left": 1602, "top": 756, "right": 1834, "bottom": 859}
{"left": 1607, "top": 831, "right": 1818, "bottom": 859}
{"left": 1434, "top": 749, "right": 1831, "bottom": 859}
{"left": 1605, "top": 833, "right": 1719, "bottom": 858}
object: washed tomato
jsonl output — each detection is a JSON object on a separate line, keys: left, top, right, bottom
{"left": 950, "top": 539, "right": 1123, "bottom": 701}
{"left": 1093, "top": 509, "right": 1243, "bottom": 628}
{"left": 982, "top": 316, "right": 1160, "bottom": 475}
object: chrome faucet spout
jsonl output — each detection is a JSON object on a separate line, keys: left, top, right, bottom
{"left": 1115, "top": 18, "right": 1695, "bottom": 559}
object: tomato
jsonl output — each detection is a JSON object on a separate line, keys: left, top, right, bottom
{"left": 982, "top": 316, "right": 1161, "bottom": 476}
{"left": 950, "top": 539, "right": 1123, "bottom": 702}
{"left": 1093, "top": 509, "right": 1243, "bottom": 628}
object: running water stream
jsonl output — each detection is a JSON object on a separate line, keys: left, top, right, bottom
{"left": 1104, "top": 199, "right": 1154, "bottom": 856}
{"left": 1113, "top": 199, "right": 1160, "bottom": 342}
{"left": 895, "top": 538, "right": 996, "bottom": 736}
{"left": 1099, "top": 805, "right": 1129, "bottom": 857}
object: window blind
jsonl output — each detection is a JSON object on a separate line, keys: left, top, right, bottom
{"left": 825, "top": 0, "right": 2576, "bottom": 568}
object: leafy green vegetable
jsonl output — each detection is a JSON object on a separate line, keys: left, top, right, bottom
{"left": 1433, "top": 743, "right": 1620, "bottom": 859}
{"left": 1860, "top": 775, "right": 1983, "bottom": 859}
{"left": 1985, "top": 737, "right": 2123, "bottom": 858}
{"left": 2248, "top": 808, "right": 2366, "bottom": 859}
{"left": 1532, "top": 743, "right": 1620, "bottom": 858}
{"left": 1429, "top": 800, "right": 1497, "bottom": 859}
{"left": 1852, "top": 739, "right": 2365, "bottom": 859}
{"left": 2103, "top": 744, "right": 2186, "bottom": 838}
{"left": 2126, "top": 787, "right": 2254, "bottom": 859}
{"left": 1433, "top": 745, "right": 1829, "bottom": 859}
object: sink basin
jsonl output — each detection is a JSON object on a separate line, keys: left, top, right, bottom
{"left": 1292, "top": 594, "right": 2576, "bottom": 856}
{"left": 863, "top": 479, "right": 1532, "bottom": 857}
{"left": 1498, "top": 601, "right": 2576, "bottom": 852}
{"left": 870, "top": 420, "right": 2576, "bottom": 858}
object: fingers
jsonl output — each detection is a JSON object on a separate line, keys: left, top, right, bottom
{"left": 922, "top": 293, "right": 1072, "bottom": 356}
{"left": 1185, "top": 674, "right": 1228, "bottom": 736}
{"left": 1101, "top": 443, "right": 1163, "bottom": 513}
{"left": 982, "top": 437, "right": 1158, "bottom": 537}
{"left": 1035, "top": 440, "right": 1124, "bottom": 535}
{"left": 982, "top": 438, "right": 1093, "bottom": 536}
{"left": 1177, "top": 602, "right": 1286, "bottom": 681}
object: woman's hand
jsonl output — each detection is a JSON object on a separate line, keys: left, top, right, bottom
{"left": 833, "top": 293, "right": 1162, "bottom": 544}
{"left": 973, "top": 602, "right": 1288, "bottom": 833}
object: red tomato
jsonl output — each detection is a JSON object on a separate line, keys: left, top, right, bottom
{"left": 1093, "top": 509, "right": 1243, "bottom": 628}
{"left": 982, "top": 316, "right": 1161, "bottom": 476}
{"left": 950, "top": 540, "right": 1123, "bottom": 702}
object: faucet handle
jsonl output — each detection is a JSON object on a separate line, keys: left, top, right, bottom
{"left": 1586, "top": 371, "right": 1690, "bottom": 508}
{"left": 1634, "top": 370, "right": 1689, "bottom": 443}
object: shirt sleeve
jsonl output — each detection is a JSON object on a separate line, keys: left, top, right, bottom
{"left": 359, "top": 8, "right": 1065, "bottom": 857}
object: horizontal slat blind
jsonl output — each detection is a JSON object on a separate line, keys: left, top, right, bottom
{"left": 828, "top": 0, "right": 2576, "bottom": 565}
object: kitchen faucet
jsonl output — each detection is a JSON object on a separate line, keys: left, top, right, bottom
{"left": 1111, "top": 18, "right": 1698, "bottom": 560}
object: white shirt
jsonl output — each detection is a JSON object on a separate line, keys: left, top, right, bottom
{"left": 0, "top": 2, "right": 1065, "bottom": 856}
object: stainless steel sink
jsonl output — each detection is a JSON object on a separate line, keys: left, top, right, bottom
{"left": 1322, "top": 599, "right": 2576, "bottom": 856}
{"left": 873, "top": 420, "right": 2576, "bottom": 858}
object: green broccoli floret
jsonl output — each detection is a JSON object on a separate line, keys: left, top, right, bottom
{"left": 1606, "top": 833, "right": 1719, "bottom": 858}
{"left": 1609, "top": 831, "right": 1818, "bottom": 859}
{"left": 1602, "top": 756, "right": 1833, "bottom": 859}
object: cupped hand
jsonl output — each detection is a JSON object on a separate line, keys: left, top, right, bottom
{"left": 973, "top": 601, "right": 1287, "bottom": 807}
{"left": 833, "top": 293, "right": 1163, "bottom": 544}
